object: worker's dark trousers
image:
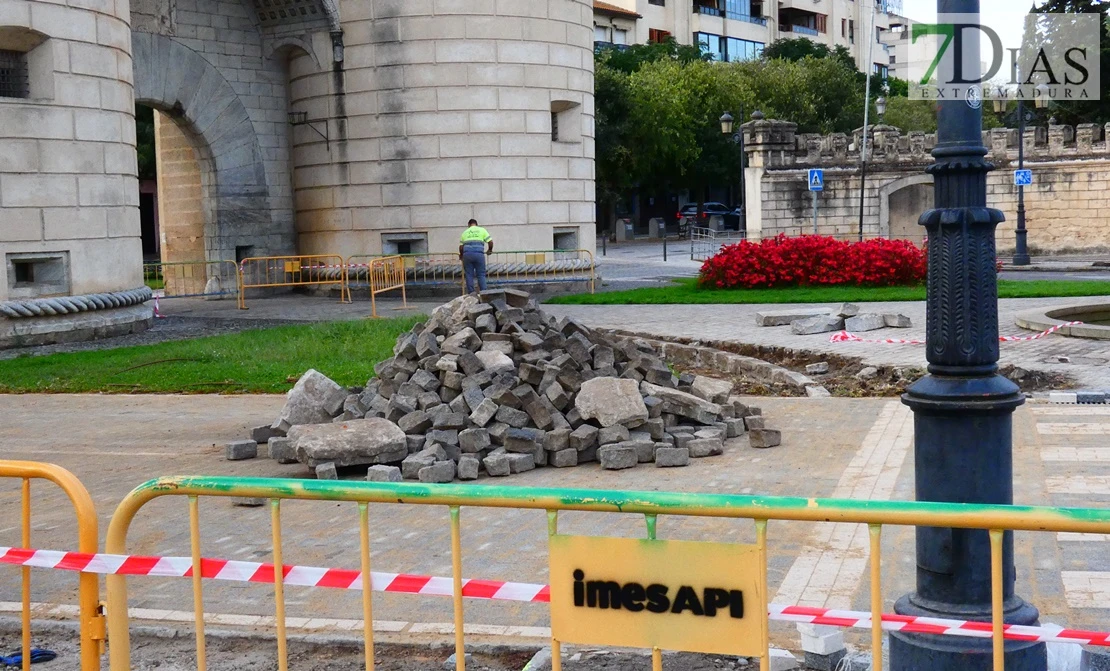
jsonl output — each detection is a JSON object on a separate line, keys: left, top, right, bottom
{"left": 462, "top": 248, "right": 487, "bottom": 293}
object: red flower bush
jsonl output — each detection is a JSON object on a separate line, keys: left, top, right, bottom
{"left": 699, "top": 235, "right": 927, "bottom": 289}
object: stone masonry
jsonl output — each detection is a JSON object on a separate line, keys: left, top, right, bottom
{"left": 743, "top": 115, "right": 1110, "bottom": 253}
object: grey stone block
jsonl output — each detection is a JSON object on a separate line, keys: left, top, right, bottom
{"left": 418, "top": 461, "right": 456, "bottom": 483}
{"left": 427, "top": 429, "right": 459, "bottom": 446}
{"left": 469, "top": 399, "right": 499, "bottom": 427}
{"left": 598, "top": 425, "right": 630, "bottom": 445}
{"left": 806, "top": 362, "right": 830, "bottom": 375}
{"left": 366, "top": 465, "right": 402, "bottom": 482}
{"left": 619, "top": 439, "right": 656, "bottom": 463}
{"left": 398, "top": 410, "right": 432, "bottom": 434}
{"left": 845, "top": 314, "right": 887, "bottom": 332}
{"left": 505, "top": 427, "right": 543, "bottom": 453}
{"left": 457, "top": 455, "right": 480, "bottom": 480}
{"left": 543, "top": 428, "right": 571, "bottom": 452}
{"left": 688, "top": 438, "right": 724, "bottom": 457}
{"left": 655, "top": 447, "right": 690, "bottom": 467}
{"left": 598, "top": 445, "right": 638, "bottom": 470}
{"left": 459, "top": 428, "right": 491, "bottom": 453}
{"left": 315, "top": 462, "right": 338, "bottom": 480}
{"left": 251, "top": 424, "right": 279, "bottom": 444}
{"left": 226, "top": 440, "right": 258, "bottom": 461}
{"left": 433, "top": 412, "right": 467, "bottom": 430}
{"left": 483, "top": 453, "right": 511, "bottom": 477}
{"left": 750, "top": 429, "right": 782, "bottom": 448}
{"left": 402, "top": 452, "right": 436, "bottom": 479}
{"left": 804, "top": 650, "right": 847, "bottom": 671}
{"left": 884, "top": 313, "right": 913, "bottom": 328}
{"left": 833, "top": 303, "right": 859, "bottom": 318}
{"left": 507, "top": 452, "right": 535, "bottom": 473}
{"left": 551, "top": 448, "right": 578, "bottom": 468}
{"left": 724, "top": 418, "right": 747, "bottom": 438}
{"left": 495, "top": 405, "right": 531, "bottom": 428}
{"left": 268, "top": 437, "right": 297, "bottom": 464}
{"left": 569, "top": 424, "right": 599, "bottom": 451}
{"left": 744, "top": 416, "right": 766, "bottom": 431}
{"left": 791, "top": 316, "right": 845, "bottom": 335}
{"left": 406, "top": 435, "right": 425, "bottom": 454}
{"left": 755, "top": 308, "right": 831, "bottom": 326}
{"left": 806, "top": 386, "right": 832, "bottom": 398}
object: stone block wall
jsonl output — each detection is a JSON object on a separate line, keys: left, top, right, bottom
{"left": 290, "top": 0, "right": 597, "bottom": 257}
{"left": 153, "top": 111, "right": 206, "bottom": 263}
{"left": 745, "top": 117, "right": 1110, "bottom": 252}
{"left": 0, "top": 0, "right": 142, "bottom": 300}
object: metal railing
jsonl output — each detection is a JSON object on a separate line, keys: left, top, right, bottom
{"left": 101, "top": 476, "right": 1110, "bottom": 671}
{"left": 359, "top": 250, "right": 596, "bottom": 295}
{"left": 237, "top": 255, "right": 350, "bottom": 309}
{"left": 143, "top": 261, "right": 240, "bottom": 300}
{"left": 0, "top": 461, "right": 102, "bottom": 671}
{"left": 690, "top": 226, "right": 748, "bottom": 261}
{"left": 347, "top": 255, "right": 408, "bottom": 318}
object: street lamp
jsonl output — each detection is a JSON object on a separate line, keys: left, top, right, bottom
{"left": 857, "top": 93, "right": 887, "bottom": 242}
{"left": 720, "top": 109, "right": 746, "bottom": 234}
{"left": 889, "top": 6, "right": 1046, "bottom": 671}
{"left": 992, "top": 86, "right": 1048, "bottom": 266}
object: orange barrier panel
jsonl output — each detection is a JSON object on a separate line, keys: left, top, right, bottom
{"left": 347, "top": 255, "right": 408, "bottom": 318}
{"left": 0, "top": 461, "right": 102, "bottom": 671}
{"left": 237, "top": 255, "right": 350, "bottom": 309}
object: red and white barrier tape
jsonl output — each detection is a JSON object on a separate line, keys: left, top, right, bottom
{"left": 152, "top": 297, "right": 165, "bottom": 320}
{"left": 3, "top": 546, "right": 1107, "bottom": 646}
{"left": 831, "top": 321, "right": 1082, "bottom": 346}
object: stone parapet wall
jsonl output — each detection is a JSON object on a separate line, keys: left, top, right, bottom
{"left": 743, "top": 117, "right": 1110, "bottom": 252}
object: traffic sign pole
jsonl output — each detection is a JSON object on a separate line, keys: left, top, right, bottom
{"left": 807, "top": 169, "right": 824, "bottom": 235}
{"left": 812, "top": 191, "right": 818, "bottom": 235}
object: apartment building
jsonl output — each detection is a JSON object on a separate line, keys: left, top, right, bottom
{"left": 594, "top": 0, "right": 904, "bottom": 79}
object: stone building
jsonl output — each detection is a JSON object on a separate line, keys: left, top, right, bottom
{"left": 1, "top": 0, "right": 597, "bottom": 346}
{"left": 742, "top": 115, "right": 1110, "bottom": 253}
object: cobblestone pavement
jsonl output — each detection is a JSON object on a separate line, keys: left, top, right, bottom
{"left": 544, "top": 297, "right": 1110, "bottom": 390}
{"left": 1, "top": 394, "right": 1107, "bottom": 650}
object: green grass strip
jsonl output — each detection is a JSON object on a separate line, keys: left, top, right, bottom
{"left": 546, "top": 278, "right": 1110, "bottom": 305}
{"left": 0, "top": 316, "right": 424, "bottom": 394}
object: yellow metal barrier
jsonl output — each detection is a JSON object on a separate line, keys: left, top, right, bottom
{"left": 103, "top": 477, "right": 1110, "bottom": 671}
{"left": 0, "top": 461, "right": 102, "bottom": 671}
{"left": 143, "top": 261, "right": 240, "bottom": 300}
{"left": 346, "top": 255, "right": 408, "bottom": 318}
{"left": 237, "top": 255, "right": 350, "bottom": 309}
{"left": 359, "top": 249, "right": 596, "bottom": 295}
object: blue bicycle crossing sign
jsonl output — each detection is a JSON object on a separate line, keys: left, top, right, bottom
{"left": 1014, "top": 169, "right": 1032, "bottom": 187}
{"left": 808, "top": 169, "right": 824, "bottom": 192}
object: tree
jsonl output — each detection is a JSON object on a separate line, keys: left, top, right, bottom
{"left": 1029, "top": 0, "right": 1110, "bottom": 125}
{"left": 596, "top": 38, "right": 710, "bottom": 75}
{"left": 761, "top": 38, "right": 858, "bottom": 72}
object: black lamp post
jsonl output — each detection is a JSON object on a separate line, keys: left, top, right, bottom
{"left": 992, "top": 87, "right": 1047, "bottom": 266}
{"left": 720, "top": 108, "right": 746, "bottom": 233}
{"left": 888, "top": 3, "right": 1046, "bottom": 670}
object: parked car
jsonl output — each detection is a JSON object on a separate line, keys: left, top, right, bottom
{"left": 677, "top": 202, "right": 731, "bottom": 226}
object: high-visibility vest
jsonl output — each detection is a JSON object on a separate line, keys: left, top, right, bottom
{"left": 460, "top": 226, "right": 492, "bottom": 244}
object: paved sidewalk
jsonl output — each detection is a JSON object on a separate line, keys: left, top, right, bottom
{"left": 545, "top": 297, "right": 1110, "bottom": 389}
{"left": 2, "top": 394, "right": 1107, "bottom": 646}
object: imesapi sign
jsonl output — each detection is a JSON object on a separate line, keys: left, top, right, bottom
{"left": 573, "top": 569, "right": 745, "bottom": 618}
{"left": 549, "top": 535, "right": 765, "bottom": 656}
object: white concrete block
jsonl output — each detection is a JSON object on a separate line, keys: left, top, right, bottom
{"left": 1050, "top": 392, "right": 1079, "bottom": 404}
{"left": 769, "top": 648, "right": 799, "bottom": 671}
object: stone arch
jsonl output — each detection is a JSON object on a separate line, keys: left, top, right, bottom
{"left": 879, "top": 173, "right": 933, "bottom": 243}
{"left": 265, "top": 35, "right": 321, "bottom": 69}
{"left": 131, "top": 32, "right": 275, "bottom": 262}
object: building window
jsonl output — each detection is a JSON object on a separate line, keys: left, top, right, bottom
{"left": 0, "top": 50, "right": 30, "bottom": 99}
{"left": 890, "top": 54, "right": 896, "bottom": 64}
{"left": 6, "top": 252, "right": 69, "bottom": 299}
{"left": 648, "top": 0, "right": 665, "bottom": 5}
{"left": 841, "top": 19, "right": 846, "bottom": 37}
{"left": 594, "top": 25, "right": 610, "bottom": 42}
{"left": 613, "top": 28, "right": 628, "bottom": 45}
{"left": 235, "top": 245, "right": 254, "bottom": 263}
{"left": 648, "top": 28, "right": 671, "bottom": 43}
{"left": 816, "top": 14, "right": 827, "bottom": 33}
{"left": 382, "top": 233, "right": 428, "bottom": 256}
{"left": 551, "top": 100, "right": 581, "bottom": 143}
{"left": 874, "top": 63, "right": 889, "bottom": 79}
{"left": 551, "top": 111, "right": 559, "bottom": 141}
{"left": 849, "top": 20, "right": 855, "bottom": 43}
{"left": 553, "top": 228, "right": 579, "bottom": 255}
{"left": 725, "top": 37, "right": 764, "bottom": 62}
{"left": 695, "top": 32, "right": 724, "bottom": 61}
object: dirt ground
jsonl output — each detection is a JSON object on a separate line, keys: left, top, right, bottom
{"left": 1, "top": 619, "right": 758, "bottom": 671}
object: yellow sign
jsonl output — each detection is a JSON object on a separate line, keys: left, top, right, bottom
{"left": 549, "top": 535, "right": 766, "bottom": 657}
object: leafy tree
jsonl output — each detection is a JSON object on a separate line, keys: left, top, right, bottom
{"left": 596, "top": 38, "right": 710, "bottom": 75}
{"left": 135, "top": 104, "right": 156, "bottom": 180}
{"left": 761, "top": 38, "right": 857, "bottom": 72}
{"left": 594, "top": 64, "right": 635, "bottom": 222}
{"left": 882, "top": 97, "right": 938, "bottom": 132}
{"left": 885, "top": 77, "right": 910, "bottom": 97}
{"left": 1030, "top": 0, "right": 1110, "bottom": 125}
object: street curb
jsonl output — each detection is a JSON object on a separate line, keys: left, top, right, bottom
{"left": 1047, "top": 391, "right": 1109, "bottom": 404}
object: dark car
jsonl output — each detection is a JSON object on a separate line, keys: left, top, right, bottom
{"left": 677, "top": 202, "right": 731, "bottom": 225}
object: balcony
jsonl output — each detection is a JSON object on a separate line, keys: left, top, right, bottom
{"left": 694, "top": 3, "right": 724, "bottom": 16}
{"left": 594, "top": 41, "right": 632, "bottom": 52}
{"left": 730, "top": 13, "right": 768, "bottom": 25}
{"left": 782, "top": 24, "right": 819, "bottom": 35}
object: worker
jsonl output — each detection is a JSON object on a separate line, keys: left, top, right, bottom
{"left": 459, "top": 218, "right": 494, "bottom": 293}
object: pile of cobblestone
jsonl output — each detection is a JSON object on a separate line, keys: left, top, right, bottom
{"left": 235, "top": 290, "right": 780, "bottom": 482}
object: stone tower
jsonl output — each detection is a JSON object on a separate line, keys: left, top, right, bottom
{"left": 0, "top": 0, "right": 149, "bottom": 346}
